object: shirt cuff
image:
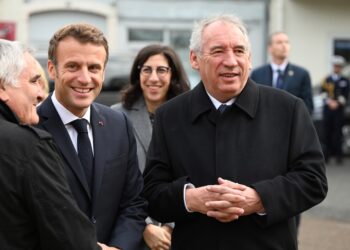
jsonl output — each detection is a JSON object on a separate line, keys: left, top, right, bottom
{"left": 183, "top": 183, "right": 195, "bottom": 213}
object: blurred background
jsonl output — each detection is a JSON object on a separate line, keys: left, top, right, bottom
{"left": 1, "top": 1, "right": 350, "bottom": 249}
{"left": 1, "top": 0, "right": 350, "bottom": 91}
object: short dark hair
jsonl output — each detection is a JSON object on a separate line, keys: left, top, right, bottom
{"left": 268, "top": 31, "right": 287, "bottom": 45}
{"left": 122, "top": 44, "right": 190, "bottom": 109}
{"left": 48, "top": 23, "right": 109, "bottom": 66}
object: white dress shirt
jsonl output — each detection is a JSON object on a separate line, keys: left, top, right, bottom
{"left": 51, "top": 91, "right": 94, "bottom": 154}
{"left": 270, "top": 62, "right": 288, "bottom": 88}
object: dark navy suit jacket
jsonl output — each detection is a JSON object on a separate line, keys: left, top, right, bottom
{"left": 37, "top": 96, "right": 147, "bottom": 250}
{"left": 250, "top": 63, "right": 314, "bottom": 113}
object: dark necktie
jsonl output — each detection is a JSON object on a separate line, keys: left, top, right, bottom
{"left": 276, "top": 69, "right": 284, "bottom": 89}
{"left": 71, "top": 119, "right": 94, "bottom": 189}
{"left": 218, "top": 104, "right": 228, "bottom": 114}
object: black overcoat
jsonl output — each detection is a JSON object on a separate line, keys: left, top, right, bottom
{"left": 0, "top": 101, "right": 99, "bottom": 250}
{"left": 143, "top": 80, "right": 327, "bottom": 250}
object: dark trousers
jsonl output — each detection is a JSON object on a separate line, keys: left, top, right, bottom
{"left": 323, "top": 108, "right": 344, "bottom": 161}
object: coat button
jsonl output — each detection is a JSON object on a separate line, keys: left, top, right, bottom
{"left": 91, "top": 216, "right": 97, "bottom": 224}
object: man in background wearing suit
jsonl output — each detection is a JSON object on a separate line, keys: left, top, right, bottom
{"left": 37, "top": 24, "right": 147, "bottom": 250}
{"left": 250, "top": 32, "right": 314, "bottom": 114}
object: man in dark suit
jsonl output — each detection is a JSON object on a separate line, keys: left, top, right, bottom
{"left": 37, "top": 24, "right": 147, "bottom": 250}
{"left": 250, "top": 31, "right": 314, "bottom": 114}
{"left": 143, "top": 14, "right": 327, "bottom": 250}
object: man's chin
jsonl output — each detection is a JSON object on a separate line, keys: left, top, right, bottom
{"left": 220, "top": 84, "right": 244, "bottom": 96}
{"left": 73, "top": 96, "right": 95, "bottom": 107}
{"left": 21, "top": 114, "right": 40, "bottom": 126}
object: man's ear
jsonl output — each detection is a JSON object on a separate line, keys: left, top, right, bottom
{"left": 190, "top": 50, "right": 200, "bottom": 70}
{"left": 47, "top": 60, "right": 56, "bottom": 81}
{"left": 0, "top": 84, "right": 9, "bottom": 102}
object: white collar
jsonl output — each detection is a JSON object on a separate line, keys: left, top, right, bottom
{"left": 206, "top": 91, "right": 235, "bottom": 109}
{"left": 51, "top": 91, "right": 91, "bottom": 125}
{"left": 271, "top": 61, "right": 288, "bottom": 72}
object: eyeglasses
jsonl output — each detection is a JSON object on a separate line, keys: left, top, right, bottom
{"left": 139, "top": 65, "right": 171, "bottom": 77}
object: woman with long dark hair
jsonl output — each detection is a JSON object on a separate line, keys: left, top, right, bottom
{"left": 112, "top": 44, "right": 190, "bottom": 250}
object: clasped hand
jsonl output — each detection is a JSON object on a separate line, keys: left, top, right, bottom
{"left": 185, "top": 177, "right": 264, "bottom": 223}
{"left": 143, "top": 224, "right": 172, "bottom": 250}
{"left": 326, "top": 98, "right": 339, "bottom": 110}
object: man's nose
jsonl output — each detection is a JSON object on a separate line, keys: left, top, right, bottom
{"left": 223, "top": 50, "right": 238, "bottom": 67}
{"left": 77, "top": 68, "right": 92, "bottom": 83}
{"left": 37, "top": 83, "right": 45, "bottom": 103}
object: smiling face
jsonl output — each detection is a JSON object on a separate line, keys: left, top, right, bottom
{"left": 0, "top": 52, "right": 44, "bottom": 124}
{"left": 48, "top": 37, "right": 106, "bottom": 117}
{"left": 140, "top": 54, "right": 172, "bottom": 109}
{"left": 190, "top": 20, "right": 252, "bottom": 102}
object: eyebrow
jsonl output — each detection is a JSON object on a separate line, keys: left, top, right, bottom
{"left": 209, "top": 45, "right": 225, "bottom": 51}
{"left": 89, "top": 63, "right": 103, "bottom": 69}
{"left": 209, "top": 44, "right": 247, "bottom": 51}
{"left": 235, "top": 45, "right": 247, "bottom": 50}
{"left": 142, "top": 65, "right": 169, "bottom": 68}
{"left": 31, "top": 74, "right": 41, "bottom": 82}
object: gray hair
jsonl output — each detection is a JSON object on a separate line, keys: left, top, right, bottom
{"left": 0, "top": 39, "right": 27, "bottom": 87}
{"left": 189, "top": 14, "right": 251, "bottom": 54}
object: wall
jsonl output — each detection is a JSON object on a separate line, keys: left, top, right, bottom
{"left": 284, "top": 0, "right": 350, "bottom": 85}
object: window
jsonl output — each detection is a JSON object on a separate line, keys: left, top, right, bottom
{"left": 170, "top": 30, "right": 191, "bottom": 49}
{"left": 334, "top": 39, "right": 350, "bottom": 62}
{"left": 333, "top": 39, "right": 350, "bottom": 79}
{"left": 128, "top": 29, "right": 163, "bottom": 42}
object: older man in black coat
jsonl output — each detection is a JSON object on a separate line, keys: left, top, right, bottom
{"left": 143, "top": 15, "right": 327, "bottom": 250}
{"left": 0, "top": 39, "right": 100, "bottom": 249}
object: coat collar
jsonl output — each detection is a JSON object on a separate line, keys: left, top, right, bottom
{"left": 190, "top": 80, "right": 258, "bottom": 123}
{"left": 127, "top": 97, "right": 152, "bottom": 151}
{"left": 89, "top": 103, "right": 108, "bottom": 211}
{"left": 235, "top": 79, "right": 259, "bottom": 119}
{"left": 0, "top": 100, "right": 19, "bottom": 124}
{"left": 132, "top": 96, "right": 148, "bottom": 110}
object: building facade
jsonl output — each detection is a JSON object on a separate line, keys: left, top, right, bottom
{"left": 0, "top": 0, "right": 268, "bottom": 87}
{"left": 1, "top": 0, "right": 349, "bottom": 87}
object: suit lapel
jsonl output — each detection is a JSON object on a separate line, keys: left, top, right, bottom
{"left": 283, "top": 63, "right": 293, "bottom": 90}
{"left": 90, "top": 104, "right": 107, "bottom": 211}
{"left": 39, "top": 96, "right": 91, "bottom": 198}
{"left": 267, "top": 65, "right": 274, "bottom": 86}
{"left": 38, "top": 98, "right": 91, "bottom": 199}
{"left": 128, "top": 98, "right": 152, "bottom": 152}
